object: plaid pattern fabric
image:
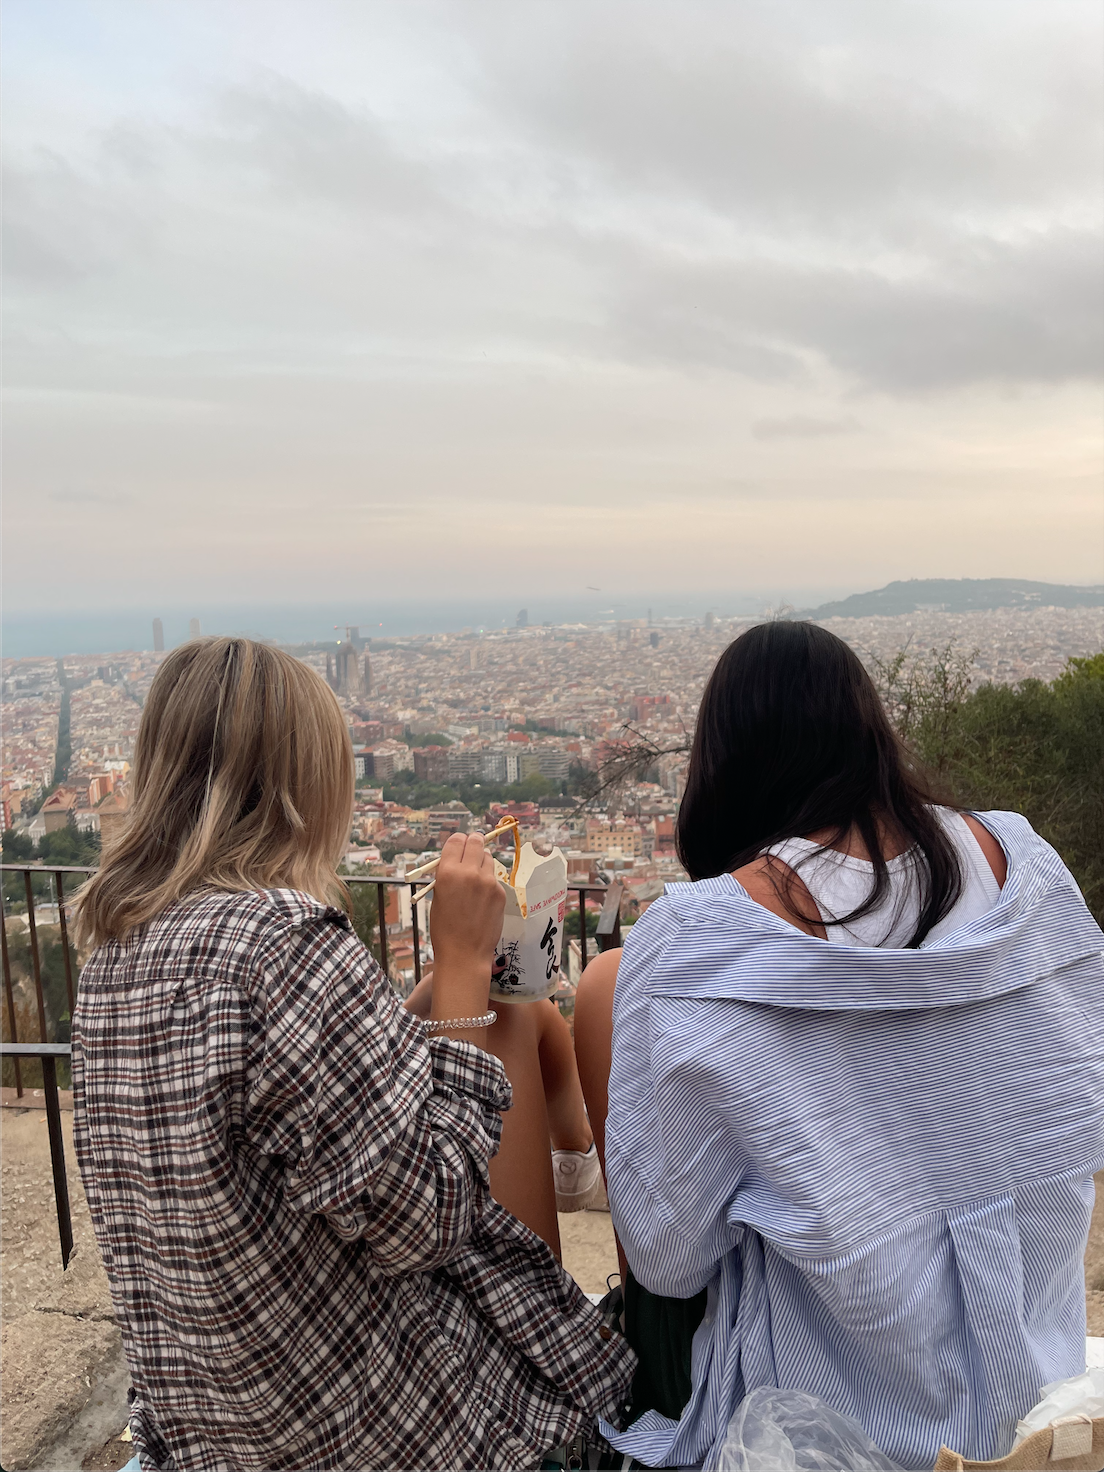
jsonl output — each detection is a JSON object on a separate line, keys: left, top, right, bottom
{"left": 72, "top": 889, "right": 634, "bottom": 1471}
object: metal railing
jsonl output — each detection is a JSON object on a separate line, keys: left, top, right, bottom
{"left": 1, "top": 861, "right": 621, "bottom": 1266}
{"left": 345, "top": 871, "right": 618, "bottom": 992}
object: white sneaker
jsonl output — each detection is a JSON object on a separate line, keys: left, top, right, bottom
{"left": 552, "top": 1142, "right": 604, "bottom": 1212}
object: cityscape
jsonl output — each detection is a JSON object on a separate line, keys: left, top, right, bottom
{"left": 2, "top": 4, "right": 1101, "bottom": 1465}
{"left": 3, "top": 597, "right": 1101, "bottom": 989}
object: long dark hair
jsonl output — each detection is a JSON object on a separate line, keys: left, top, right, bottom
{"left": 676, "top": 621, "right": 962, "bottom": 947}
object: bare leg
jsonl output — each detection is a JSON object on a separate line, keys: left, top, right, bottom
{"left": 406, "top": 977, "right": 564, "bottom": 1257}
{"left": 534, "top": 1000, "right": 593, "bottom": 1154}
{"left": 573, "top": 948, "right": 627, "bottom": 1282}
{"left": 482, "top": 1002, "right": 562, "bottom": 1257}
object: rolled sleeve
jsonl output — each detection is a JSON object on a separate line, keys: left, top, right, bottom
{"left": 247, "top": 917, "right": 511, "bottom": 1275}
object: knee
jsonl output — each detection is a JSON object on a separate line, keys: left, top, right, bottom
{"left": 489, "top": 1000, "right": 529, "bottom": 1041}
{"left": 487, "top": 999, "right": 544, "bottom": 1061}
{"left": 574, "top": 948, "right": 621, "bottom": 1030}
{"left": 404, "top": 973, "right": 433, "bottom": 1018}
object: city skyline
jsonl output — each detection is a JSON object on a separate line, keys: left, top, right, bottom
{"left": 3, "top": 574, "right": 1103, "bottom": 659}
{"left": 3, "top": 0, "right": 1102, "bottom": 617}
{"left": 5, "top": 602, "right": 1100, "bottom": 847}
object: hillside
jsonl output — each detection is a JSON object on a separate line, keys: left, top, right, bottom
{"left": 800, "top": 579, "right": 1104, "bottom": 620}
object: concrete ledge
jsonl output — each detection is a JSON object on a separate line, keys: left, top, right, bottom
{"left": 1, "top": 1315, "right": 124, "bottom": 1471}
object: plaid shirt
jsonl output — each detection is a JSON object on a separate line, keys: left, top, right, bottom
{"left": 72, "top": 889, "right": 633, "bottom": 1471}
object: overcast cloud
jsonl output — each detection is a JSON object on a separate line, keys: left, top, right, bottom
{"left": 3, "top": 0, "right": 1101, "bottom": 615}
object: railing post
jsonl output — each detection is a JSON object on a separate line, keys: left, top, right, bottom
{"left": 41, "top": 1053, "right": 74, "bottom": 1269}
{"left": 55, "top": 871, "right": 77, "bottom": 1020}
{"left": 1, "top": 895, "right": 22, "bottom": 1096}
{"left": 375, "top": 883, "right": 389, "bottom": 978}
{"left": 24, "top": 871, "right": 49, "bottom": 1042}
{"left": 410, "top": 887, "right": 422, "bottom": 989}
{"left": 578, "top": 888, "right": 588, "bottom": 971}
{"left": 596, "top": 881, "right": 623, "bottom": 953}
{"left": 3, "top": 1043, "right": 75, "bottom": 1266}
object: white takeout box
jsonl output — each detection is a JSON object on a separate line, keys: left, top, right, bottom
{"left": 489, "top": 843, "right": 569, "bottom": 1003}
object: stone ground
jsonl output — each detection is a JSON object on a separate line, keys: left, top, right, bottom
{"left": 1087, "top": 1177, "right": 1104, "bottom": 1337}
{"left": 559, "top": 1203, "right": 620, "bottom": 1296}
{"left": 1, "top": 1099, "right": 131, "bottom": 1472}
{"left": 2, "top": 1096, "right": 1101, "bottom": 1471}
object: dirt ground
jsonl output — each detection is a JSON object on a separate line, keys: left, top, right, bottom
{"left": 1, "top": 1105, "right": 128, "bottom": 1472}
{"left": 559, "top": 1203, "right": 619, "bottom": 1295}
{"left": 1086, "top": 1174, "right": 1104, "bottom": 1335}
{"left": 2, "top": 1099, "right": 1099, "bottom": 1471}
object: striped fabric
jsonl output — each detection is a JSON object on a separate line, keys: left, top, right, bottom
{"left": 602, "top": 812, "right": 1104, "bottom": 1470}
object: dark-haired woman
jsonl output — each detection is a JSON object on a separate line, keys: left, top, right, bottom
{"left": 574, "top": 620, "right": 1104, "bottom": 1470}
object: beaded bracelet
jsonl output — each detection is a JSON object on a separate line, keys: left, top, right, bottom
{"left": 423, "top": 1010, "right": 497, "bottom": 1035}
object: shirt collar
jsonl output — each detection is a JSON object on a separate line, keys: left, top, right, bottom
{"left": 650, "top": 811, "right": 1102, "bottom": 1011}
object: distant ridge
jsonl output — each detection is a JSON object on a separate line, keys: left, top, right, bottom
{"left": 799, "top": 578, "right": 1104, "bottom": 620}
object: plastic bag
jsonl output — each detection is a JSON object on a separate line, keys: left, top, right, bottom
{"left": 1013, "top": 1368, "right": 1104, "bottom": 1446}
{"left": 709, "top": 1387, "right": 904, "bottom": 1472}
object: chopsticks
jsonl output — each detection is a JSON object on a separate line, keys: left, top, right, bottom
{"left": 408, "top": 818, "right": 520, "bottom": 906}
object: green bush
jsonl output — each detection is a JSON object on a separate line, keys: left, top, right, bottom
{"left": 37, "top": 826, "right": 101, "bottom": 867}
{"left": 339, "top": 868, "right": 382, "bottom": 963}
{"left": 563, "top": 905, "right": 599, "bottom": 939}
{"left": 2, "top": 825, "right": 100, "bottom": 912}
{"left": 1, "top": 926, "right": 77, "bottom": 1087}
{"left": 913, "top": 653, "right": 1103, "bottom": 923}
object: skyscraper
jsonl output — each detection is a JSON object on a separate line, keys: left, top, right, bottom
{"left": 152, "top": 618, "right": 164, "bottom": 652}
{"left": 189, "top": 618, "right": 201, "bottom": 639}
{"left": 328, "top": 643, "right": 364, "bottom": 694}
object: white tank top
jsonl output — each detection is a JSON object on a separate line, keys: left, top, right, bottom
{"left": 762, "top": 807, "right": 1001, "bottom": 949}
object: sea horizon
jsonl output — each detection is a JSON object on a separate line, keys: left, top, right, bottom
{"left": 5, "top": 578, "right": 1101, "bottom": 660}
{"left": 1, "top": 591, "right": 826, "bottom": 659}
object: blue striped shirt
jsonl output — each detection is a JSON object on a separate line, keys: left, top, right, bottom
{"left": 602, "top": 812, "right": 1104, "bottom": 1468}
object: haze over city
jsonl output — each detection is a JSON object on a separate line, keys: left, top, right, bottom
{"left": 3, "top": 0, "right": 1102, "bottom": 633}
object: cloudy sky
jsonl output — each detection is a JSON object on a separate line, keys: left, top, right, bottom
{"left": 3, "top": 0, "right": 1102, "bottom": 620}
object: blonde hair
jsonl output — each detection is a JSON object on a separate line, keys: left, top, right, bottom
{"left": 76, "top": 638, "right": 354, "bottom": 947}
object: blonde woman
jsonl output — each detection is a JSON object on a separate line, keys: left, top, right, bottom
{"left": 72, "top": 638, "right": 632, "bottom": 1472}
